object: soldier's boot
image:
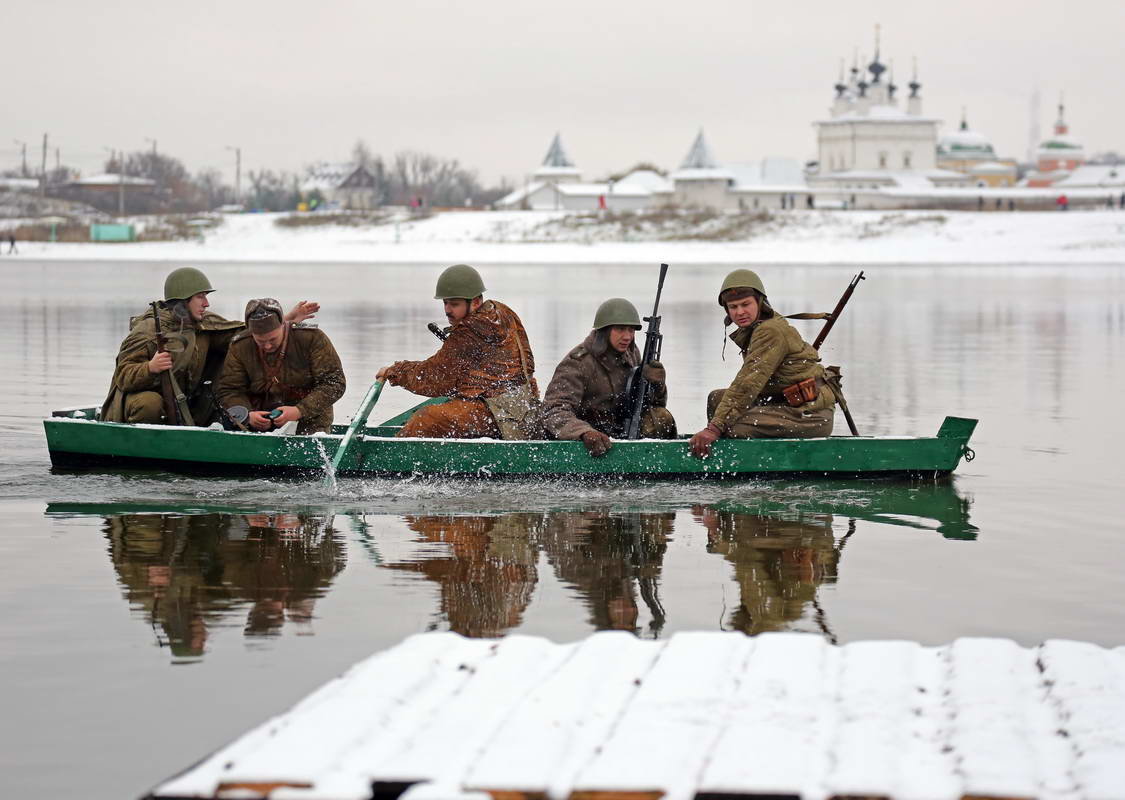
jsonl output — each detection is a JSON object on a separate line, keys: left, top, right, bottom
{"left": 639, "top": 407, "right": 678, "bottom": 439}
{"left": 124, "top": 391, "right": 166, "bottom": 424}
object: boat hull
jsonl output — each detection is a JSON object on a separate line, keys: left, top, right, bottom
{"left": 44, "top": 406, "right": 977, "bottom": 480}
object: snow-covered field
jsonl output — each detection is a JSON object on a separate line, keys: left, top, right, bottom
{"left": 10, "top": 208, "right": 1125, "bottom": 264}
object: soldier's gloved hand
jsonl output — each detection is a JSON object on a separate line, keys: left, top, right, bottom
{"left": 581, "top": 430, "right": 613, "bottom": 458}
{"left": 641, "top": 360, "right": 666, "bottom": 385}
{"left": 689, "top": 423, "right": 722, "bottom": 459}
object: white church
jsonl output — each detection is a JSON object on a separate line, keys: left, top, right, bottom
{"left": 497, "top": 31, "right": 1002, "bottom": 212}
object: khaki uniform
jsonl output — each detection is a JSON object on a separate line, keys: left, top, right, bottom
{"left": 383, "top": 300, "right": 539, "bottom": 438}
{"left": 542, "top": 331, "right": 676, "bottom": 440}
{"left": 101, "top": 306, "right": 243, "bottom": 425}
{"left": 218, "top": 324, "right": 346, "bottom": 434}
{"left": 709, "top": 314, "right": 836, "bottom": 438}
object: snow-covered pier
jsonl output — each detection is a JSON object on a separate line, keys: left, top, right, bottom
{"left": 149, "top": 632, "right": 1125, "bottom": 800}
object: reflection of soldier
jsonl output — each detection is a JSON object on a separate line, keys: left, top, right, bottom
{"left": 384, "top": 515, "right": 541, "bottom": 637}
{"left": 105, "top": 512, "right": 344, "bottom": 658}
{"left": 693, "top": 506, "right": 839, "bottom": 637}
{"left": 538, "top": 511, "right": 672, "bottom": 635}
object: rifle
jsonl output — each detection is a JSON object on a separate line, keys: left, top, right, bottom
{"left": 151, "top": 302, "right": 183, "bottom": 425}
{"left": 427, "top": 322, "right": 449, "bottom": 341}
{"left": 813, "top": 270, "right": 864, "bottom": 350}
{"left": 150, "top": 302, "right": 195, "bottom": 426}
{"left": 810, "top": 272, "right": 865, "bottom": 436}
{"left": 621, "top": 263, "right": 669, "bottom": 440}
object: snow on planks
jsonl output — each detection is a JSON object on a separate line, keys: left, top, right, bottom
{"left": 148, "top": 632, "right": 1125, "bottom": 800}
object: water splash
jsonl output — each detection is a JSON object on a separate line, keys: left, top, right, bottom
{"left": 315, "top": 439, "right": 337, "bottom": 493}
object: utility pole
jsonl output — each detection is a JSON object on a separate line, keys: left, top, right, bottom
{"left": 14, "top": 140, "right": 27, "bottom": 176}
{"left": 40, "top": 133, "right": 48, "bottom": 197}
{"left": 107, "top": 146, "right": 125, "bottom": 217}
{"left": 55, "top": 148, "right": 60, "bottom": 171}
{"left": 226, "top": 145, "right": 241, "bottom": 206}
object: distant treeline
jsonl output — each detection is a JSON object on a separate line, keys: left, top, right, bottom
{"left": 1, "top": 141, "right": 512, "bottom": 216}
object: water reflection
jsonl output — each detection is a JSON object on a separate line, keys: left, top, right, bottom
{"left": 694, "top": 507, "right": 841, "bottom": 640}
{"left": 382, "top": 514, "right": 542, "bottom": 637}
{"left": 539, "top": 511, "right": 672, "bottom": 636}
{"left": 104, "top": 512, "right": 344, "bottom": 659}
{"left": 47, "top": 480, "right": 976, "bottom": 655}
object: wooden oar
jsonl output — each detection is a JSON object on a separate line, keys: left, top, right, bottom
{"left": 327, "top": 380, "right": 385, "bottom": 483}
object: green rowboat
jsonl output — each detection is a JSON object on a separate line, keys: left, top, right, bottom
{"left": 44, "top": 399, "right": 977, "bottom": 480}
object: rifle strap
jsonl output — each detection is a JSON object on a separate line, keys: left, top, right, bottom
{"left": 784, "top": 312, "right": 831, "bottom": 320}
{"left": 514, "top": 330, "right": 532, "bottom": 386}
{"left": 167, "top": 371, "right": 196, "bottom": 426}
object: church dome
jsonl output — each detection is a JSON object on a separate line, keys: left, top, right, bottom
{"left": 937, "top": 117, "right": 995, "bottom": 159}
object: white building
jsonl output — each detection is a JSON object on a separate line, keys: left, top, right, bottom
{"left": 807, "top": 40, "right": 970, "bottom": 202}
{"left": 498, "top": 134, "right": 672, "bottom": 211}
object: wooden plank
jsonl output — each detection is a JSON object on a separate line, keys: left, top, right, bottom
{"left": 1039, "top": 640, "right": 1125, "bottom": 800}
{"left": 944, "top": 638, "right": 1066, "bottom": 800}
{"left": 568, "top": 631, "right": 755, "bottom": 800}
{"left": 153, "top": 633, "right": 498, "bottom": 800}
{"left": 149, "top": 633, "right": 1125, "bottom": 800}
{"left": 695, "top": 633, "right": 834, "bottom": 799}
{"left": 336, "top": 635, "right": 575, "bottom": 794}
{"left": 822, "top": 640, "right": 954, "bottom": 800}
{"left": 464, "top": 631, "right": 661, "bottom": 800}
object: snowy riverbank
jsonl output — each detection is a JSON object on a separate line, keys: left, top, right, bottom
{"left": 8, "top": 208, "right": 1125, "bottom": 265}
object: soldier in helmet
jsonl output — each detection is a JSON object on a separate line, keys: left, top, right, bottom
{"left": 217, "top": 298, "right": 346, "bottom": 434}
{"left": 101, "top": 267, "right": 318, "bottom": 425}
{"left": 376, "top": 264, "right": 539, "bottom": 439}
{"left": 542, "top": 298, "right": 677, "bottom": 457}
{"left": 688, "top": 269, "right": 837, "bottom": 458}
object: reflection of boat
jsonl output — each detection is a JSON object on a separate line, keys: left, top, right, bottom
{"left": 45, "top": 399, "right": 978, "bottom": 479}
{"left": 45, "top": 478, "right": 977, "bottom": 540}
{"left": 705, "top": 479, "right": 979, "bottom": 540}
{"left": 100, "top": 512, "right": 344, "bottom": 660}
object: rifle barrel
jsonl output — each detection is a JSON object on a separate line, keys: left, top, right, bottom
{"left": 812, "top": 270, "right": 864, "bottom": 350}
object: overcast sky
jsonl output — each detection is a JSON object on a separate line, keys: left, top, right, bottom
{"left": 5, "top": 0, "right": 1122, "bottom": 187}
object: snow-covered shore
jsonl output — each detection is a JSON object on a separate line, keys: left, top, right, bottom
{"left": 9, "top": 208, "right": 1125, "bottom": 265}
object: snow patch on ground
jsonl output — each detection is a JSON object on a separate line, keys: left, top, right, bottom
{"left": 9, "top": 208, "right": 1125, "bottom": 265}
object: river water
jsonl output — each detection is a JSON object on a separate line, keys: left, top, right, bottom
{"left": 1, "top": 258, "right": 1123, "bottom": 799}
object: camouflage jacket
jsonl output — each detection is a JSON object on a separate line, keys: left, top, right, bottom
{"left": 711, "top": 314, "right": 834, "bottom": 433}
{"left": 217, "top": 324, "right": 345, "bottom": 434}
{"left": 542, "top": 331, "right": 667, "bottom": 440}
{"left": 383, "top": 300, "right": 538, "bottom": 400}
{"left": 101, "top": 306, "right": 243, "bottom": 424}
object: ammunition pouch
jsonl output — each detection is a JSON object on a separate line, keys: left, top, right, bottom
{"left": 485, "top": 383, "right": 544, "bottom": 441}
{"left": 759, "top": 376, "right": 829, "bottom": 408}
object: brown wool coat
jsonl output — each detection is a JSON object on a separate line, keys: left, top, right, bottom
{"left": 383, "top": 300, "right": 538, "bottom": 399}
{"left": 101, "top": 306, "right": 244, "bottom": 424}
{"left": 710, "top": 314, "right": 835, "bottom": 434}
{"left": 542, "top": 331, "right": 668, "bottom": 440}
{"left": 217, "top": 325, "right": 346, "bottom": 434}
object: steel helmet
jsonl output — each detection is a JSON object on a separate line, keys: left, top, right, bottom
{"left": 717, "top": 268, "right": 766, "bottom": 306}
{"left": 164, "top": 267, "right": 215, "bottom": 301}
{"left": 434, "top": 264, "right": 485, "bottom": 300}
{"left": 592, "top": 298, "right": 642, "bottom": 330}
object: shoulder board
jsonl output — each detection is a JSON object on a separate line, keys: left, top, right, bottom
{"left": 230, "top": 330, "right": 252, "bottom": 345}
{"left": 290, "top": 322, "right": 320, "bottom": 330}
{"left": 569, "top": 346, "right": 588, "bottom": 360}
